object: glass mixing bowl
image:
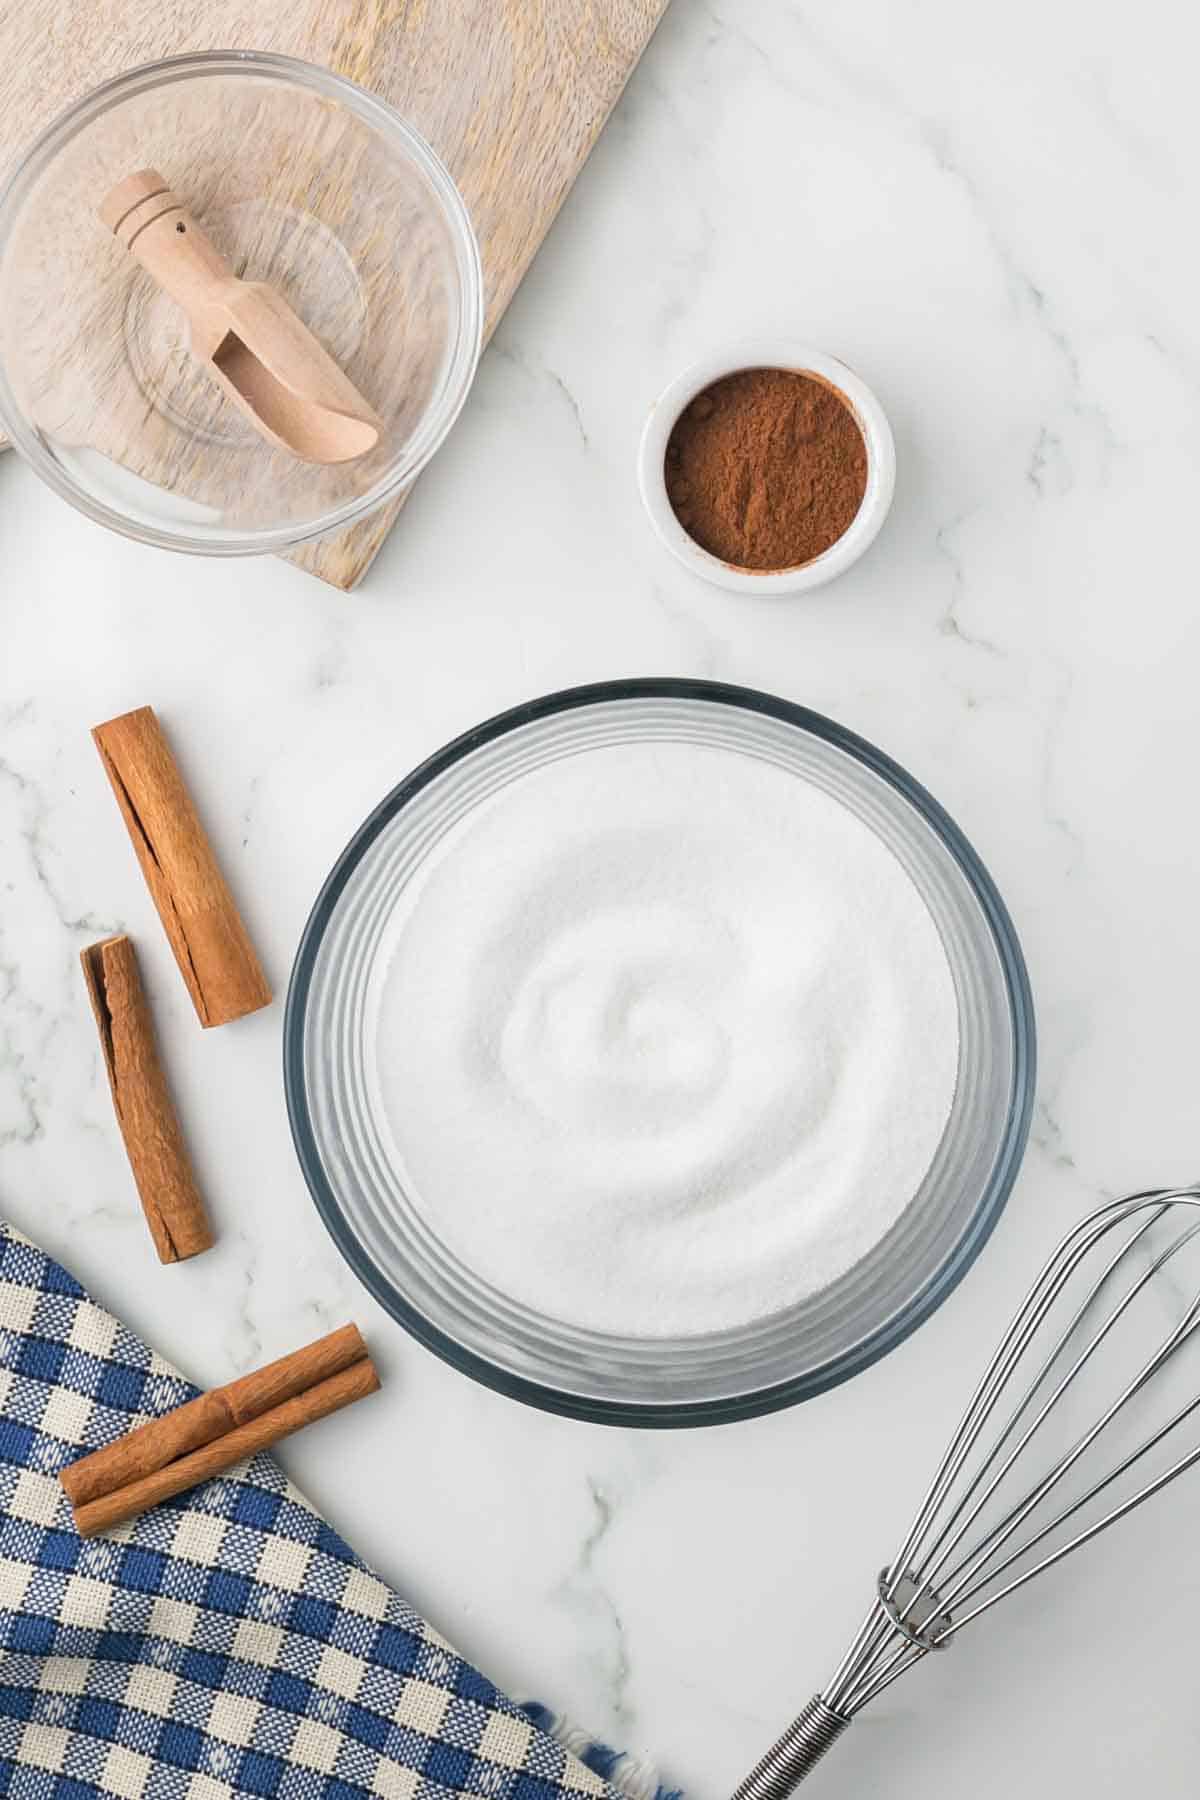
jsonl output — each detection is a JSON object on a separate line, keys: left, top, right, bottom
{"left": 285, "top": 681, "right": 1036, "bottom": 1426}
{"left": 0, "top": 52, "right": 483, "bottom": 554}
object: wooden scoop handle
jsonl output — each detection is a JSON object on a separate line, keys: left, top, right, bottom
{"left": 99, "top": 169, "right": 234, "bottom": 343}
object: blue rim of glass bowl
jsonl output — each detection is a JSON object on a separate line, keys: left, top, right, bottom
{"left": 284, "top": 678, "right": 1037, "bottom": 1428}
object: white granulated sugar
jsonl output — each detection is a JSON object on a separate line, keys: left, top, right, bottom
{"left": 375, "top": 740, "right": 960, "bottom": 1337}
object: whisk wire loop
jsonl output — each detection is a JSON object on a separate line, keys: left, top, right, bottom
{"left": 887, "top": 1194, "right": 1169, "bottom": 1600}
{"left": 927, "top": 1259, "right": 1200, "bottom": 1619}
{"left": 905, "top": 1208, "right": 1191, "bottom": 1601}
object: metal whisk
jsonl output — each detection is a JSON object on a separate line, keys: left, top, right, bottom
{"left": 731, "top": 1185, "right": 1200, "bottom": 1798}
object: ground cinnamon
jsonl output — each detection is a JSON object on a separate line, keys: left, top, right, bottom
{"left": 665, "top": 367, "right": 868, "bottom": 571}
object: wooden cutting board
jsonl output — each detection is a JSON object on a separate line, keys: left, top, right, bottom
{"left": 0, "top": 1, "right": 669, "bottom": 589}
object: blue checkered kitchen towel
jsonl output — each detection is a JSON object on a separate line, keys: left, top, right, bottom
{"left": 0, "top": 1222, "right": 672, "bottom": 1800}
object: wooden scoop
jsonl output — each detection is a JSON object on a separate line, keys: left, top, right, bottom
{"left": 100, "top": 170, "right": 382, "bottom": 464}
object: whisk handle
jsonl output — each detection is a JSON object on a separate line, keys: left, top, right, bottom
{"left": 729, "top": 1696, "right": 850, "bottom": 1798}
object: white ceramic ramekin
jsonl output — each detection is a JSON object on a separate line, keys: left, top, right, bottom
{"left": 637, "top": 343, "right": 896, "bottom": 595}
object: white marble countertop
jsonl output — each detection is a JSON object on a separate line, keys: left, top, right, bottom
{"left": 3, "top": 2, "right": 1199, "bottom": 1794}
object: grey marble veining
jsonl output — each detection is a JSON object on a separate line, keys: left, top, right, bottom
{"left": 3, "top": 1, "right": 1200, "bottom": 1794}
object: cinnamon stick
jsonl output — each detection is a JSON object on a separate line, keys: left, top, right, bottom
{"left": 80, "top": 934, "right": 214, "bottom": 1263}
{"left": 61, "top": 1324, "right": 366, "bottom": 1508}
{"left": 71, "top": 1358, "right": 380, "bottom": 1537}
{"left": 92, "top": 706, "right": 271, "bottom": 1028}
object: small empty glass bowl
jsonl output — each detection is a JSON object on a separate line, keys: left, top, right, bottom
{"left": 285, "top": 681, "right": 1036, "bottom": 1427}
{"left": 0, "top": 52, "right": 483, "bottom": 554}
